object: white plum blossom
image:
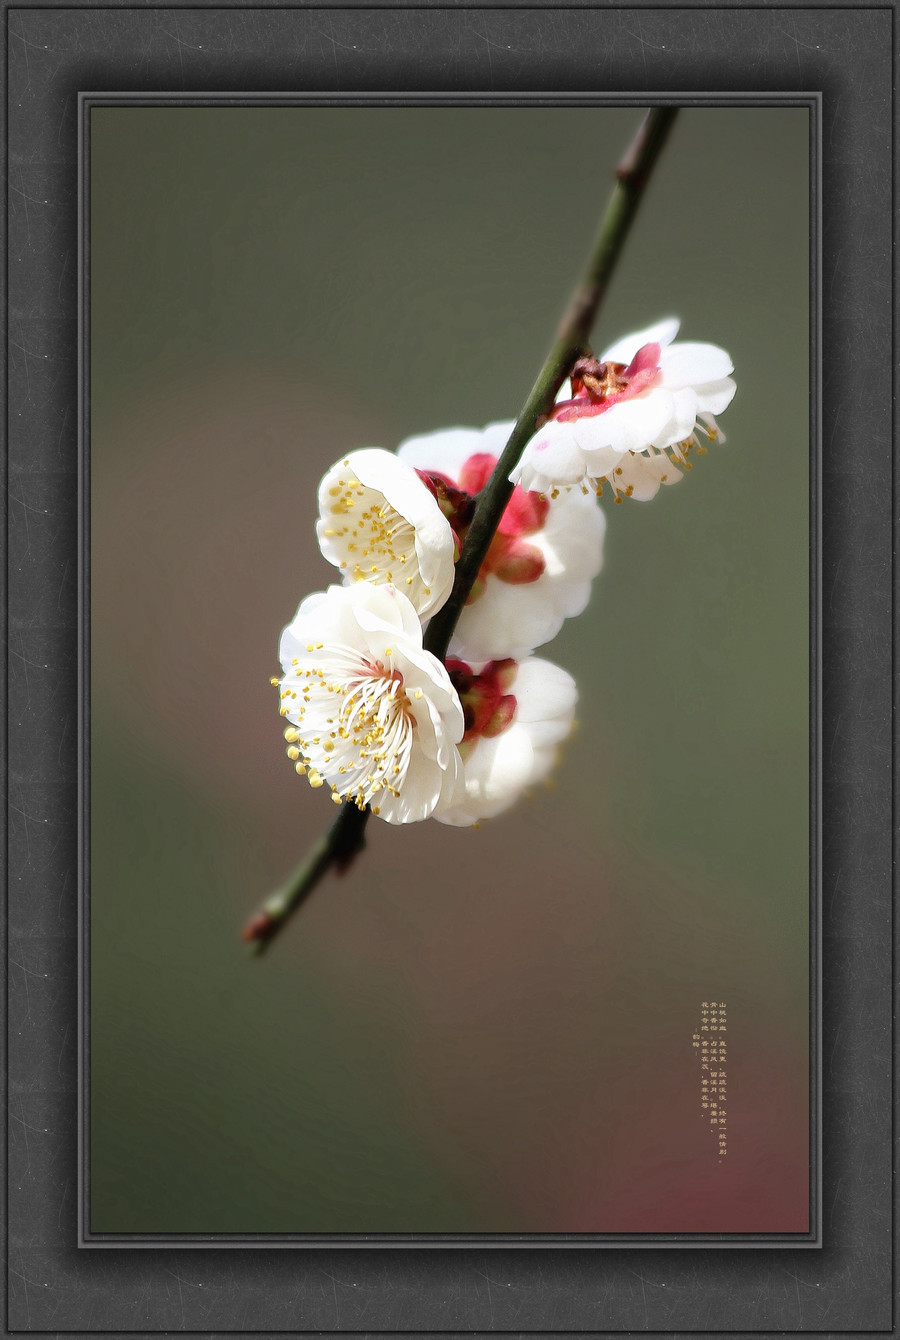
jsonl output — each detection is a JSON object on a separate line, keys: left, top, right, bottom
{"left": 316, "top": 449, "right": 457, "bottom": 618}
{"left": 275, "top": 317, "right": 735, "bottom": 837}
{"left": 397, "top": 423, "right": 605, "bottom": 660}
{"left": 511, "top": 318, "right": 736, "bottom": 501}
{"left": 277, "top": 582, "right": 465, "bottom": 824}
{"left": 434, "top": 655, "right": 577, "bottom": 827}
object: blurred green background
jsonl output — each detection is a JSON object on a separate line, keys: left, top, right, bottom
{"left": 90, "top": 106, "right": 809, "bottom": 1234}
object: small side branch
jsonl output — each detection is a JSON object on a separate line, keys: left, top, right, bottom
{"left": 242, "top": 802, "right": 369, "bottom": 954}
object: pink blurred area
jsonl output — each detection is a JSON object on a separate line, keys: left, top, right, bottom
{"left": 92, "top": 362, "right": 808, "bottom": 1234}
{"left": 92, "top": 361, "right": 365, "bottom": 839}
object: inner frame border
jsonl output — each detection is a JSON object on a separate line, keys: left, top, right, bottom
{"left": 77, "top": 89, "right": 821, "bottom": 1252}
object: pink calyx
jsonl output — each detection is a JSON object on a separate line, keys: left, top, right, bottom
{"left": 481, "top": 533, "right": 545, "bottom": 586}
{"left": 416, "top": 453, "right": 550, "bottom": 602}
{"left": 457, "top": 453, "right": 550, "bottom": 538}
{"left": 446, "top": 657, "right": 518, "bottom": 744}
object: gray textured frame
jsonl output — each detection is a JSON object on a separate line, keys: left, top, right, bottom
{"left": 5, "top": 3, "right": 893, "bottom": 1334}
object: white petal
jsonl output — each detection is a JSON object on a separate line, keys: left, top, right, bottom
{"left": 604, "top": 452, "right": 681, "bottom": 501}
{"left": 600, "top": 317, "right": 680, "bottom": 365}
{"left": 351, "top": 591, "right": 421, "bottom": 648}
{"left": 514, "top": 421, "right": 588, "bottom": 488}
{"left": 512, "top": 657, "right": 577, "bottom": 728}
{"left": 480, "top": 728, "right": 536, "bottom": 801}
{"left": 396, "top": 426, "right": 488, "bottom": 480}
{"left": 650, "top": 387, "right": 698, "bottom": 449}
{"left": 509, "top": 454, "right": 554, "bottom": 495}
{"left": 480, "top": 420, "right": 516, "bottom": 456}
{"left": 659, "top": 342, "right": 733, "bottom": 388}
{"left": 574, "top": 392, "right": 675, "bottom": 455}
{"left": 435, "top": 729, "right": 534, "bottom": 826}
{"left": 452, "top": 580, "right": 560, "bottom": 661}
{"left": 278, "top": 590, "right": 330, "bottom": 665}
{"left": 533, "top": 488, "right": 605, "bottom": 583}
{"left": 403, "top": 653, "right": 466, "bottom": 750}
{"left": 378, "top": 732, "right": 462, "bottom": 824}
{"left": 694, "top": 377, "right": 737, "bottom": 415}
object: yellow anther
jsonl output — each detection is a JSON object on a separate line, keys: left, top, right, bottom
{"left": 294, "top": 761, "right": 307, "bottom": 774}
{"left": 270, "top": 676, "right": 280, "bottom": 686}
{"left": 286, "top": 746, "right": 300, "bottom": 761}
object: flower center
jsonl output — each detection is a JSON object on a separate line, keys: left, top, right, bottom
{"left": 281, "top": 649, "right": 417, "bottom": 811}
{"left": 323, "top": 477, "right": 428, "bottom": 601}
{"left": 551, "top": 341, "right": 662, "bottom": 423}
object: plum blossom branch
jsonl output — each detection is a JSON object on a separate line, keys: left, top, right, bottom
{"left": 423, "top": 105, "right": 678, "bottom": 661}
{"left": 243, "top": 105, "right": 679, "bottom": 954}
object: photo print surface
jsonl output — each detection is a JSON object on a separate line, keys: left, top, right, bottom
{"left": 89, "top": 104, "right": 811, "bottom": 1236}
